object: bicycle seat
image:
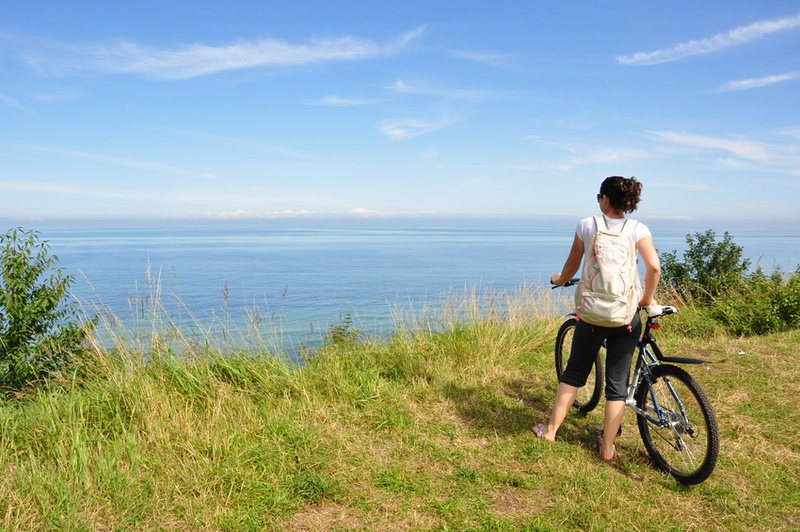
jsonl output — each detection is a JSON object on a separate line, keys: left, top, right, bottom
{"left": 644, "top": 305, "right": 678, "bottom": 317}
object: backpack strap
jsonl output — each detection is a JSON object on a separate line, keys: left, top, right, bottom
{"left": 619, "top": 218, "right": 638, "bottom": 238}
{"left": 594, "top": 215, "right": 637, "bottom": 236}
{"left": 593, "top": 215, "right": 606, "bottom": 231}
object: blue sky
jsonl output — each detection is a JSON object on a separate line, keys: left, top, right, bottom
{"left": 1, "top": 1, "right": 799, "bottom": 221}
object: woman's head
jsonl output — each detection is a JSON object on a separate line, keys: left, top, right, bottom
{"left": 599, "top": 176, "right": 642, "bottom": 213}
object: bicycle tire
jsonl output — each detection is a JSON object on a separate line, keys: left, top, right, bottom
{"left": 635, "top": 364, "right": 719, "bottom": 485}
{"left": 554, "top": 317, "right": 604, "bottom": 414}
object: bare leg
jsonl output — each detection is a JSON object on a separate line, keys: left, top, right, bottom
{"left": 600, "top": 400, "right": 625, "bottom": 460}
{"left": 539, "top": 382, "right": 579, "bottom": 442}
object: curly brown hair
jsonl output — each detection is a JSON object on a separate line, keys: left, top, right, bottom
{"left": 600, "top": 176, "right": 642, "bottom": 213}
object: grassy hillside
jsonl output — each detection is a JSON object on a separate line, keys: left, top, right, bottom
{"left": 1, "top": 292, "right": 798, "bottom": 530}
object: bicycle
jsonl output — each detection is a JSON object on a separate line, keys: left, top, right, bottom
{"left": 552, "top": 278, "right": 720, "bottom": 485}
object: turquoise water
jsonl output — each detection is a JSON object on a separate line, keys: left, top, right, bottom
{"left": 11, "top": 217, "right": 799, "bottom": 350}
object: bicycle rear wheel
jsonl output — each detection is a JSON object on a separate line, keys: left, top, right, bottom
{"left": 555, "top": 317, "right": 604, "bottom": 414}
{"left": 635, "top": 364, "right": 719, "bottom": 485}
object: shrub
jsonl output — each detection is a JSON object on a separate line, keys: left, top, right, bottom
{"left": 712, "top": 268, "right": 800, "bottom": 336}
{"left": 660, "top": 230, "right": 750, "bottom": 301}
{"left": 326, "top": 312, "right": 360, "bottom": 346}
{"left": 659, "top": 230, "right": 800, "bottom": 336}
{"left": 0, "top": 227, "right": 90, "bottom": 393}
{"left": 773, "top": 267, "right": 800, "bottom": 329}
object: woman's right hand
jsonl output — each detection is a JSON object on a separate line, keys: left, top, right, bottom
{"left": 550, "top": 273, "right": 562, "bottom": 285}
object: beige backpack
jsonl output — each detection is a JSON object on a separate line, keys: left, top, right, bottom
{"left": 575, "top": 216, "right": 641, "bottom": 327}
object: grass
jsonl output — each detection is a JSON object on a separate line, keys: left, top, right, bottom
{"left": 1, "top": 288, "right": 799, "bottom": 530}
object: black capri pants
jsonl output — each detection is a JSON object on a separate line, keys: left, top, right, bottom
{"left": 559, "top": 313, "right": 642, "bottom": 401}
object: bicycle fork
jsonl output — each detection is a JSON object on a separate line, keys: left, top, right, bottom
{"left": 626, "top": 348, "right": 695, "bottom": 442}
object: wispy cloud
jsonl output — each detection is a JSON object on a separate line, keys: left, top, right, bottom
{"left": 173, "top": 129, "right": 311, "bottom": 159}
{"left": 0, "top": 180, "right": 286, "bottom": 210}
{"left": 618, "top": 13, "right": 800, "bottom": 65}
{"left": 198, "top": 208, "right": 324, "bottom": 220}
{"left": 0, "top": 93, "right": 29, "bottom": 111}
{"left": 0, "top": 180, "right": 129, "bottom": 198}
{"left": 348, "top": 207, "right": 384, "bottom": 217}
{"left": 378, "top": 79, "right": 501, "bottom": 140}
{"left": 389, "top": 79, "right": 502, "bottom": 101}
{"left": 451, "top": 50, "right": 517, "bottom": 68}
{"left": 32, "top": 93, "right": 78, "bottom": 103}
{"left": 645, "top": 130, "right": 770, "bottom": 161}
{"left": 511, "top": 139, "right": 649, "bottom": 173}
{"left": 18, "top": 26, "right": 426, "bottom": 80}
{"left": 646, "top": 130, "right": 800, "bottom": 176}
{"left": 777, "top": 127, "right": 800, "bottom": 139}
{"left": 378, "top": 114, "right": 458, "bottom": 140}
{"left": 420, "top": 148, "right": 440, "bottom": 160}
{"left": 649, "top": 182, "right": 710, "bottom": 191}
{"left": 305, "top": 94, "right": 379, "bottom": 107}
{"left": 15, "top": 144, "right": 216, "bottom": 178}
{"left": 716, "top": 71, "right": 800, "bottom": 92}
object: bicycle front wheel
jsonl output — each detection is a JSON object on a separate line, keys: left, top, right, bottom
{"left": 635, "top": 364, "right": 719, "bottom": 485}
{"left": 555, "top": 317, "right": 604, "bottom": 414}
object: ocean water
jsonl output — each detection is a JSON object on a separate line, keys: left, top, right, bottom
{"left": 12, "top": 217, "right": 800, "bottom": 351}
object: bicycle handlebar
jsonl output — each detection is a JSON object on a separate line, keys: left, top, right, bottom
{"left": 550, "top": 277, "right": 580, "bottom": 289}
{"left": 644, "top": 305, "right": 677, "bottom": 317}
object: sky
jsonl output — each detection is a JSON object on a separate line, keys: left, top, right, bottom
{"left": 1, "top": 1, "right": 799, "bottom": 222}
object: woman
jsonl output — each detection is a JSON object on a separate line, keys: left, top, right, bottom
{"left": 536, "top": 176, "right": 661, "bottom": 461}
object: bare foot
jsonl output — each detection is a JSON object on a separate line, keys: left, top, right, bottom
{"left": 597, "top": 437, "right": 616, "bottom": 461}
{"left": 534, "top": 423, "right": 556, "bottom": 443}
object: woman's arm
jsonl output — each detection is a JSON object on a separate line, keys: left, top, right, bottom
{"left": 636, "top": 235, "right": 661, "bottom": 306}
{"left": 551, "top": 234, "right": 584, "bottom": 286}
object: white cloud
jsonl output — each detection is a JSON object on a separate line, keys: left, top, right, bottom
{"left": 451, "top": 50, "right": 516, "bottom": 68}
{"left": 646, "top": 129, "right": 800, "bottom": 175}
{"left": 716, "top": 71, "right": 800, "bottom": 92}
{"left": 510, "top": 139, "right": 649, "bottom": 173}
{"left": 568, "top": 148, "right": 649, "bottom": 168}
{"left": 717, "top": 157, "right": 754, "bottom": 170}
{"left": 21, "top": 27, "right": 426, "bottom": 80}
{"left": 349, "top": 207, "right": 383, "bottom": 217}
{"left": 305, "top": 95, "right": 379, "bottom": 106}
{"left": 0, "top": 180, "right": 128, "bottom": 198}
{"left": 32, "top": 93, "right": 77, "bottom": 103}
{"left": 0, "top": 93, "right": 29, "bottom": 111}
{"left": 617, "top": 13, "right": 800, "bottom": 65}
{"left": 420, "top": 148, "right": 440, "bottom": 160}
{"left": 15, "top": 143, "right": 216, "bottom": 179}
{"left": 388, "top": 79, "right": 500, "bottom": 101}
{"left": 173, "top": 129, "right": 310, "bottom": 160}
{"left": 649, "top": 182, "right": 710, "bottom": 191}
{"left": 378, "top": 115, "right": 457, "bottom": 140}
{"left": 776, "top": 127, "right": 800, "bottom": 139}
{"left": 215, "top": 209, "right": 253, "bottom": 219}
{"left": 645, "top": 130, "right": 770, "bottom": 161}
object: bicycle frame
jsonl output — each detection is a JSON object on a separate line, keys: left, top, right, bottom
{"left": 625, "top": 313, "right": 707, "bottom": 429}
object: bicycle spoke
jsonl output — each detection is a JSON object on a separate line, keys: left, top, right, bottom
{"left": 637, "top": 365, "right": 718, "bottom": 484}
{"left": 651, "top": 376, "right": 706, "bottom": 471}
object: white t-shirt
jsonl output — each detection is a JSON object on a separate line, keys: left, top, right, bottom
{"left": 575, "top": 215, "right": 651, "bottom": 246}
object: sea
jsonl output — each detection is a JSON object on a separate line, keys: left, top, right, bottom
{"left": 6, "top": 217, "right": 799, "bottom": 353}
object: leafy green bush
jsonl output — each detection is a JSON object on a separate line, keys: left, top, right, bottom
{"left": 659, "top": 230, "right": 800, "bottom": 336}
{"left": 773, "top": 268, "right": 800, "bottom": 328}
{"left": 711, "top": 268, "right": 800, "bottom": 336}
{"left": 0, "top": 228, "right": 90, "bottom": 393}
{"left": 660, "top": 230, "right": 751, "bottom": 301}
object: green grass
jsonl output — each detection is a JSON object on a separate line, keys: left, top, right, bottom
{"left": 1, "top": 293, "right": 799, "bottom": 530}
